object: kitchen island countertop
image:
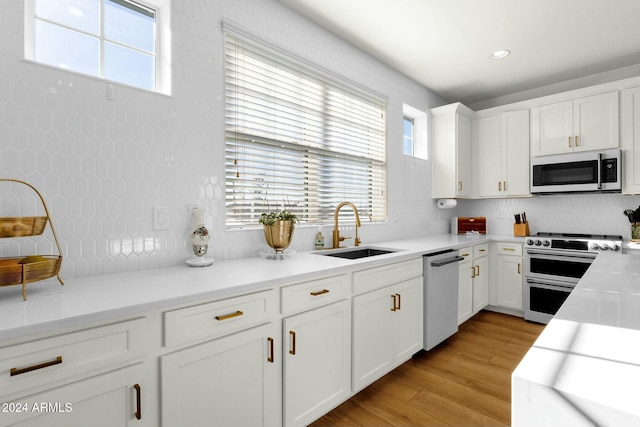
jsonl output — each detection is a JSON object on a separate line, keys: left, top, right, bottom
{"left": 512, "top": 252, "right": 640, "bottom": 426}
{"left": 0, "top": 233, "right": 508, "bottom": 342}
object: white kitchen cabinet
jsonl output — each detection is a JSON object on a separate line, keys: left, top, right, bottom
{"left": 458, "top": 244, "right": 489, "bottom": 324}
{"left": 283, "top": 299, "right": 350, "bottom": 427}
{"left": 531, "top": 91, "right": 619, "bottom": 156}
{"left": 475, "top": 110, "right": 530, "bottom": 197}
{"left": 457, "top": 246, "right": 473, "bottom": 325}
{"left": 472, "top": 244, "right": 489, "bottom": 314}
{"left": 495, "top": 242, "right": 524, "bottom": 311}
{"left": 431, "top": 103, "right": 474, "bottom": 198}
{"left": 1, "top": 363, "right": 149, "bottom": 427}
{"left": 0, "top": 318, "right": 152, "bottom": 427}
{"left": 352, "top": 276, "right": 423, "bottom": 392}
{"left": 161, "top": 322, "right": 280, "bottom": 427}
{"left": 621, "top": 87, "right": 640, "bottom": 194}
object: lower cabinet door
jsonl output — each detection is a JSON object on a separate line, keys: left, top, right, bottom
{"left": 352, "top": 277, "right": 424, "bottom": 393}
{"left": 1, "top": 363, "right": 148, "bottom": 427}
{"left": 472, "top": 256, "right": 489, "bottom": 313}
{"left": 496, "top": 255, "right": 524, "bottom": 310}
{"left": 161, "top": 322, "right": 281, "bottom": 427}
{"left": 392, "top": 277, "right": 424, "bottom": 364}
{"left": 458, "top": 260, "right": 474, "bottom": 324}
{"left": 283, "top": 300, "right": 351, "bottom": 427}
{"left": 352, "top": 286, "right": 395, "bottom": 392}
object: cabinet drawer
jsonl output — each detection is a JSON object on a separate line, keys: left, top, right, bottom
{"left": 281, "top": 274, "right": 349, "bottom": 314}
{"left": 473, "top": 243, "right": 489, "bottom": 258}
{"left": 164, "top": 289, "right": 277, "bottom": 348}
{"left": 458, "top": 246, "right": 472, "bottom": 262}
{"left": 496, "top": 242, "right": 523, "bottom": 256}
{"left": 353, "top": 258, "right": 422, "bottom": 295}
{"left": 0, "top": 317, "right": 148, "bottom": 398}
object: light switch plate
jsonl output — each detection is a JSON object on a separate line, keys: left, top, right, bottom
{"left": 153, "top": 206, "right": 169, "bottom": 230}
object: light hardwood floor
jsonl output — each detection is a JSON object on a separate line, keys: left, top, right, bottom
{"left": 310, "top": 310, "right": 545, "bottom": 427}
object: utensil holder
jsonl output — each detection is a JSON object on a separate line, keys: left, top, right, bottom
{"left": 0, "top": 179, "right": 64, "bottom": 300}
{"left": 632, "top": 223, "right": 640, "bottom": 241}
{"left": 514, "top": 221, "right": 530, "bottom": 237}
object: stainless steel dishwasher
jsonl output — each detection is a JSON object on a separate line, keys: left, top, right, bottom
{"left": 423, "top": 249, "right": 464, "bottom": 350}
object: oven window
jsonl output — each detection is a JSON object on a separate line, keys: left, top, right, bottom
{"left": 530, "top": 285, "right": 570, "bottom": 315}
{"left": 530, "top": 258, "right": 591, "bottom": 278}
{"left": 532, "top": 160, "right": 597, "bottom": 186}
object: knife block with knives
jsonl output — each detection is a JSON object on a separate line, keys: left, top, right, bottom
{"left": 513, "top": 212, "right": 529, "bottom": 237}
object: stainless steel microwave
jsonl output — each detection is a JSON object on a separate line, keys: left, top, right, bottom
{"left": 531, "top": 149, "right": 621, "bottom": 194}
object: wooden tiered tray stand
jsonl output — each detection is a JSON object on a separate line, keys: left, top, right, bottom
{"left": 0, "top": 179, "right": 64, "bottom": 300}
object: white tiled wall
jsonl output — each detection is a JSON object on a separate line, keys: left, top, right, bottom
{"left": 457, "top": 193, "right": 640, "bottom": 239}
{"left": 0, "top": 0, "right": 448, "bottom": 279}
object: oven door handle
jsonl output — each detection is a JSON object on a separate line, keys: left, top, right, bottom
{"left": 526, "top": 278, "right": 575, "bottom": 288}
{"left": 525, "top": 250, "right": 597, "bottom": 260}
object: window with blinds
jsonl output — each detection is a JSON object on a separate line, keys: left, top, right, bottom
{"left": 224, "top": 33, "right": 387, "bottom": 228}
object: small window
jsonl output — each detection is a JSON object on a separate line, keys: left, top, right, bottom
{"left": 25, "top": 0, "right": 170, "bottom": 93}
{"left": 402, "top": 104, "right": 428, "bottom": 160}
{"left": 403, "top": 116, "right": 415, "bottom": 157}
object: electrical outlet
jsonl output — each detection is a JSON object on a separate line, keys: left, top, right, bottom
{"left": 153, "top": 206, "right": 169, "bottom": 230}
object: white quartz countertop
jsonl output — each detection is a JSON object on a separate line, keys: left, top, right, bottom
{"left": 0, "top": 233, "right": 509, "bottom": 342}
{"left": 512, "top": 252, "right": 640, "bottom": 426}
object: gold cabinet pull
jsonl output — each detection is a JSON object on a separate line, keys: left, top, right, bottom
{"left": 289, "top": 331, "right": 296, "bottom": 355}
{"left": 458, "top": 181, "right": 463, "bottom": 192}
{"left": 498, "top": 181, "right": 502, "bottom": 191}
{"left": 215, "top": 310, "right": 243, "bottom": 321}
{"left": 10, "top": 356, "right": 62, "bottom": 376}
{"left": 471, "top": 266, "right": 476, "bottom": 278}
{"left": 267, "top": 337, "right": 275, "bottom": 363}
{"left": 134, "top": 384, "right": 142, "bottom": 420}
{"left": 575, "top": 135, "right": 580, "bottom": 146}
{"left": 461, "top": 253, "right": 470, "bottom": 257}
{"left": 478, "top": 248, "right": 486, "bottom": 252}
{"left": 503, "top": 181, "right": 507, "bottom": 191}
{"left": 475, "top": 265, "right": 480, "bottom": 276}
{"left": 310, "top": 289, "right": 329, "bottom": 296}
{"left": 503, "top": 247, "right": 516, "bottom": 251}
{"left": 390, "top": 293, "right": 401, "bottom": 311}
{"left": 568, "top": 136, "right": 572, "bottom": 147}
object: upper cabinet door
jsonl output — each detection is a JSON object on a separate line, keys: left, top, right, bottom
{"left": 476, "top": 115, "right": 502, "bottom": 197}
{"left": 531, "top": 91, "right": 619, "bottom": 157}
{"left": 573, "top": 91, "right": 619, "bottom": 152}
{"left": 622, "top": 87, "right": 640, "bottom": 194}
{"left": 530, "top": 100, "right": 573, "bottom": 156}
{"left": 502, "top": 109, "right": 530, "bottom": 196}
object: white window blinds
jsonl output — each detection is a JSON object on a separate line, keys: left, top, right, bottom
{"left": 224, "top": 32, "right": 387, "bottom": 228}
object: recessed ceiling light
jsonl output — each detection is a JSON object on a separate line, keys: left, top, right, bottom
{"left": 489, "top": 49, "right": 511, "bottom": 60}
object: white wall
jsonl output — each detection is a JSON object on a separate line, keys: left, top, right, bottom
{"left": 0, "top": 0, "right": 449, "bottom": 279}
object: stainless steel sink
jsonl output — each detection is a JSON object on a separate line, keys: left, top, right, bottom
{"left": 314, "top": 247, "right": 398, "bottom": 259}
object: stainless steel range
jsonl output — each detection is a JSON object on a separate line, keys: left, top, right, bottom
{"left": 523, "top": 232, "right": 622, "bottom": 324}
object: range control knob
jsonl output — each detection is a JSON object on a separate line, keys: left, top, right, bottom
{"left": 526, "top": 239, "right": 534, "bottom": 245}
{"left": 534, "top": 239, "right": 542, "bottom": 246}
{"left": 542, "top": 240, "right": 550, "bottom": 247}
{"left": 601, "top": 244, "right": 609, "bottom": 251}
{"left": 591, "top": 243, "right": 601, "bottom": 251}
{"left": 611, "top": 244, "right": 621, "bottom": 252}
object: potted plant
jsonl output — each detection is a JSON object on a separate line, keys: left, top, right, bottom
{"left": 259, "top": 209, "right": 299, "bottom": 256}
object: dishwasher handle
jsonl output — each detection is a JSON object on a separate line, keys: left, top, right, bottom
{"left": 430, "top": 255, "right": 465, "bottom": 267}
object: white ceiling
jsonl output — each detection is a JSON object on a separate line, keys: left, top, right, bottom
{"left": 277, "top": 0, "right": 640, "bottom": 107}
